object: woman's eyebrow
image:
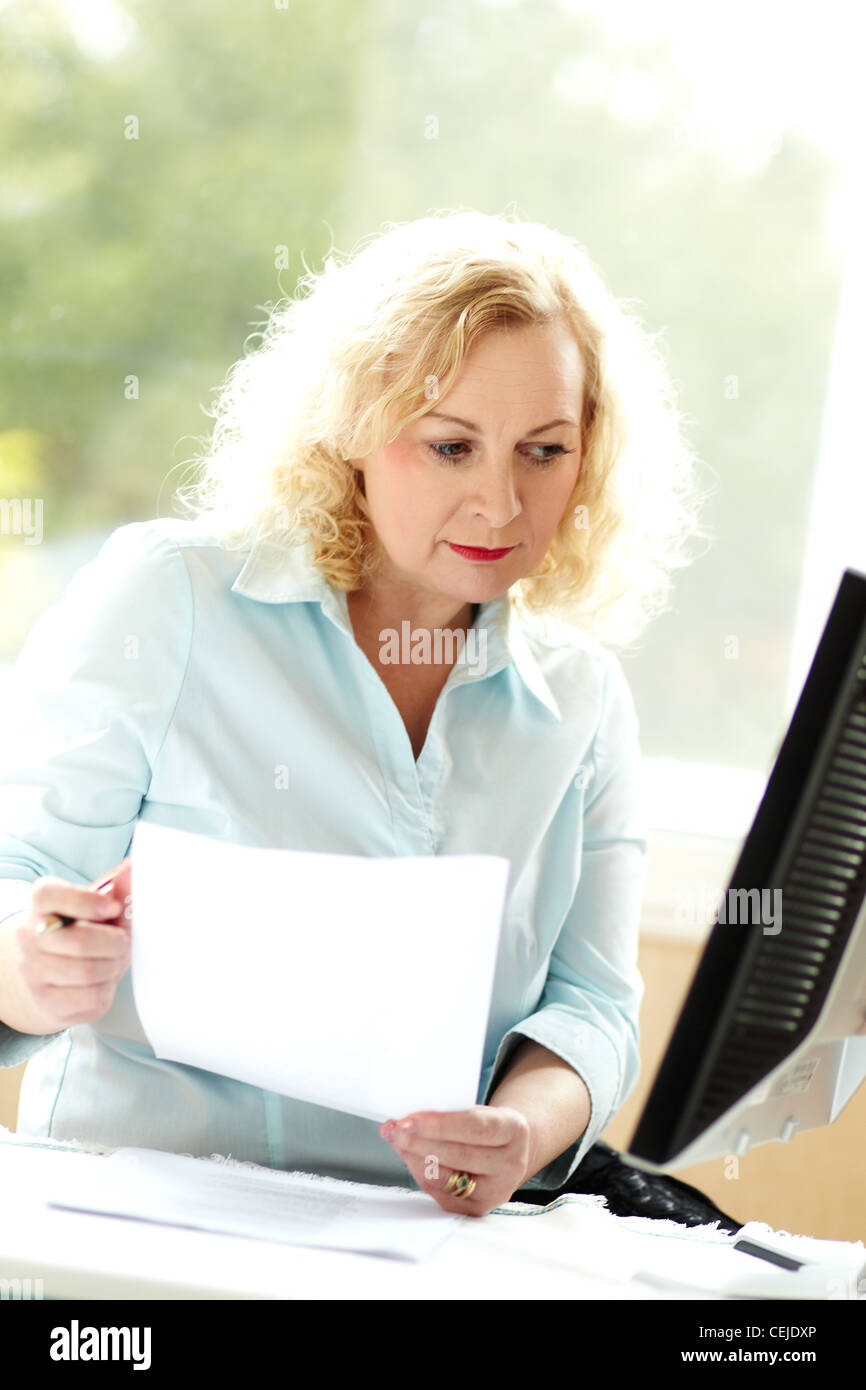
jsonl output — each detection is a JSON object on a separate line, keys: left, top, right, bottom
{"left": 424, "top": 411, "right": 579, "bottom": 436}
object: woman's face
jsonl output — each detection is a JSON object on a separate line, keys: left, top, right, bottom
{"left": 354, "top": 318, "right": 584, "bottom": 611}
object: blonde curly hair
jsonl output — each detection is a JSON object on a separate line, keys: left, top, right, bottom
{"left": 173, "top": 209, "right": 710, "bottom": 648}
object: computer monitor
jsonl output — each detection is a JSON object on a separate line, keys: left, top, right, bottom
{"left": 626, "top": 567, "right": 866, "bottom": 1173}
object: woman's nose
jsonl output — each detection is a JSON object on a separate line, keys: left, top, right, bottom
{"left": 466, "top": 462, "right": 521, "bottom": 527}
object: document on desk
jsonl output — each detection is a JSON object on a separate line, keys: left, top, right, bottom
{"left": 129, "top": 820, "right": 510, "bottom": 1122}
{"left": 45, "top": 1148, "right": 463, "bottom": 1262}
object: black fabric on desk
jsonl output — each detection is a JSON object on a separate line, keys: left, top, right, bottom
{"left": 509, "top": 1139, "right": 743, "bottom": 1234}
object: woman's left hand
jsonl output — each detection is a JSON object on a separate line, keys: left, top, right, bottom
{"left": 379, "top": 1105, "right": 533, "bottom": 1217}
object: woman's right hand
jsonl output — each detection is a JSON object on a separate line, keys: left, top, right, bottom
{"left": 11, "top": 860, "right": 132, "bottom": 1032}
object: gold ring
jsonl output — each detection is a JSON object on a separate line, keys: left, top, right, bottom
{"left": 444, "top": 1171, "right": 477, "bottom": 1200}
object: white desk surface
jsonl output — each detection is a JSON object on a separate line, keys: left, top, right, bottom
{"left": 0, "top": 1141, "right": 708, "bottom": 1301}
{"left": 5, "top": 1139, "right": 863, "bottom": 1302}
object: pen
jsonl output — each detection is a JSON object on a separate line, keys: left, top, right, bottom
{"left": 34, "top": 862, "right": 127, "bottom": 936}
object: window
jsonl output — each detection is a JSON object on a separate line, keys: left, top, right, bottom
{"left": 1, "top": 0, "right": 860, "bottom": 939}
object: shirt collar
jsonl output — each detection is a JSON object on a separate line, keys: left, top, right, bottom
{"left": 230, "top": 534, "right": 561, "bottom": 721}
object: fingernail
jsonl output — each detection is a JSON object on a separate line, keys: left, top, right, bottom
{"left": 397, "top": 1119, "right": 414, "bottom": 1134}
{"left": 380, "top": 1120, "right": 396, "bottom": 1140}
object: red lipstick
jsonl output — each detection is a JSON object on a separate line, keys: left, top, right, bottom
{"left": 448, "top": 543, "right": 515, "bottom": 563}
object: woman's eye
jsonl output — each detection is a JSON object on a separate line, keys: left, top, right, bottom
{"left": 428, "top": 441, "right": 471, "bottom": 461}
{"left": 427, "top": 441, "right": 568, "bottom": 467}
{"left": 526, "top": 444, "right": 567, "bottom": 465}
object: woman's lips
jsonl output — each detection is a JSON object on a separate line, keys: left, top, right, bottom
{"left": 448, "top": 543, "right": 516, "bottom": 562}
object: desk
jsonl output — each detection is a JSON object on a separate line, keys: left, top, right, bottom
{"left": 2, "top": 1139, "right": 863, "bottom": 1302}
{"left": 0, "top": 1138, "right": 726, "bottom": 1301}
{"left": 0, "top": 1142, "right": 673, "bottom": 1300}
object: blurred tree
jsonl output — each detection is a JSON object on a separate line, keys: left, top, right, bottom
{"left": 0, "top": 0, "right": 365, "bottom": 538}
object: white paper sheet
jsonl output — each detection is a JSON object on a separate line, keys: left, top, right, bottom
{"left": 45, "top": 1147, "right": 463, "bottom": 1262}
{"left": 129, "top": 820, "right": 510, "bottom": 1122}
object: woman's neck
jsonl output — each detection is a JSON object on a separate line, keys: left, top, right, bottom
{"left": 346, "top": 586, "right": 478, "bottom": 644}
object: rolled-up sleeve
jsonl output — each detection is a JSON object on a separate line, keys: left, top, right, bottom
{"left": 482, "top": 649, "right": 647, "bottom": 1189}
{"left": 0, "top": 521, "right": 193, "bottom": 1066}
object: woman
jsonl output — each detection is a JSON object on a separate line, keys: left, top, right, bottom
{"left": 0, "top": 210, "right": 734, "bottom": 1226}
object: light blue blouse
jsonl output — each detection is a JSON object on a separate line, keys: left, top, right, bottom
{"left": 0, "top": 517, "right": 647, "bottom": 1191}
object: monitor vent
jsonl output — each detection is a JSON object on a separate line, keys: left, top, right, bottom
{"left": 687, "top": 665, "right": 866, "bottom": 1137}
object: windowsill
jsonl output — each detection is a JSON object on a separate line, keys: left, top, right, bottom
{"left": 639, "top": 757, "right": 768, "bottom": 944}
{"left": 641, "top": 827, "right": 743, "bottom": 943}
